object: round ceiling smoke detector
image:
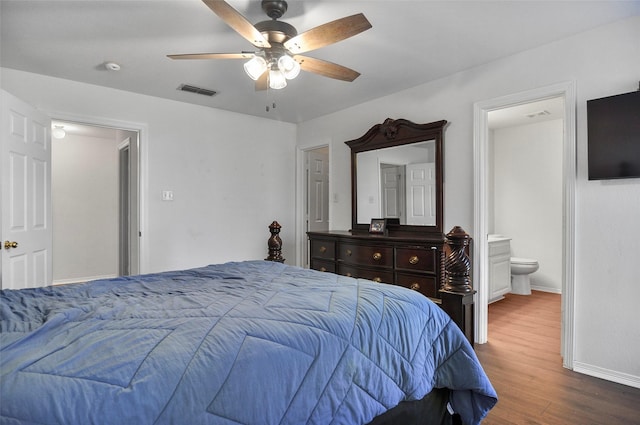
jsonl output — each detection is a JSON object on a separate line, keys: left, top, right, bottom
{"left": 105, "top": 62, "right": 121, "bottom": 71}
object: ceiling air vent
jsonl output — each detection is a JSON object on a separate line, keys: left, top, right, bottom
{"left": 178, "top": 84, "right": 217, "bottom": 97}
{"left": 525, "top": 110, "right": 551, "bottom": 119}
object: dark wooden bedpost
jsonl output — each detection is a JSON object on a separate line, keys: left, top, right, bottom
{"left": 265, "top": 221, "right": 285, "bottom": 263}
{"left": 443, "top": 226, "right": 473, "bottom": 292}
{"left": 440, "top": 226, "right": 476, "bottom": 346}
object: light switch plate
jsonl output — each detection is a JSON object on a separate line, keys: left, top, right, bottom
{"left": 162, "top": 190, "right": 174, "bottom": 201}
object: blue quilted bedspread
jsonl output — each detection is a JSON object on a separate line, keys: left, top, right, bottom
{"left": 1, "top": 261, "right": 496, "bottom": 425}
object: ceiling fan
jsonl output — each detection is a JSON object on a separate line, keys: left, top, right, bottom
{"left": 168, "top": 0, "right": 372, "bottom": 90}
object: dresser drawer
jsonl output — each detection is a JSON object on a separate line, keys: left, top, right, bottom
{"left": 396, "top": 272, "right": 439, "bottom": 298}
{"left": 337, "top": 264, "right": 394, "bottom": 284}
{"left": 339, "top": 243, "right": 393, "bottom": 268}
{"left": 310, "top": 239, "right": 336, "bottom": 260}
{"left": 396, "top": 246, "right": 437, "bottom": 273}
{"left": 310, "top": 259, "right": 335, "bottom": 273}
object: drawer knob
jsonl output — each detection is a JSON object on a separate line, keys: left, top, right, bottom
{"left": 409, "top": 255, "right": 419, "bottom": 265}
{"left": 319, "top": 246, "right": 327, "bottom": 253}
{"left": 372, "top": 252, "right": 382, "bottom": 261}
{"left": 346, "top": 249, "right": 352, "bottom": 256}
{"left": 410, "top": 283, "right": 421, "bottom": 291}
{"left": 373, "top": 277, "right": 382, "bottom": 283}
{"left": 320, "top": 267, "right": 327, "bottom": 272}
{"left": 346, "top": 272, "right": 352, "bottom": 277}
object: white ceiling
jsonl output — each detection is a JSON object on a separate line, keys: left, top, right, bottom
{"left": 2, "top": 1, "right": 638, "bottom": 124}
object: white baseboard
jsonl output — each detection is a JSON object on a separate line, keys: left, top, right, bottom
{"left": 573, "top": 361, "right": 640, "bottom": 389}
{"left": 53, "top": 274, "right": 117, "bottom": 286}
{"left": 530, "top": 285, "right": 562, "bottom": 294}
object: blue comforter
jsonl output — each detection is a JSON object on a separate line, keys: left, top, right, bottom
{"left": 1, "top": 261, "right": 496, "bottom": 424}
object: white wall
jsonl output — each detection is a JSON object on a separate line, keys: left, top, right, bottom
{"left": 297, "top": 16, "right": 640, "bottom": 386}
{"left": 52, "top": 133, "right": 119, "bottom": 283}
{"left": 492, "top": 119, "right": 564, "bottom": 293}
{"left": 1, "top": 69, "right": 298, "bottom": 272}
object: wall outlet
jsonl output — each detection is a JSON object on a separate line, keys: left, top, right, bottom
{"left": 162, "top": 190, "right": 174, "bottom": 201}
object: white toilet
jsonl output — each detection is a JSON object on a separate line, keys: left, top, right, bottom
{"left": 510, "top": 257, "right": 539, "bottom": 295}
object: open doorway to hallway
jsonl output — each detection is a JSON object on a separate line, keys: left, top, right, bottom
{"left": 51, "top": 120, "right": 140, "bottom": 284}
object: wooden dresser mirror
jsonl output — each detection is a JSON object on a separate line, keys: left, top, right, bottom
{"left": 345, "top": 118, "right": 447, "bottom": 234}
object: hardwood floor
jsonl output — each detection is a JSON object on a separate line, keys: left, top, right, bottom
{"left": 474, "top": 291, "right": 640, "bottom": 424}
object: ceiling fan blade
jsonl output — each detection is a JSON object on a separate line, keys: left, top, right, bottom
{"left": 255, "top": 71, "right": 268, "bottom": 91}
{"left": 295, "top": 55, "right": 361, "bottom": 82}
{"left": 167, "top": 52, "right": 254, "bottom": 60}
{"left": 284, "top": 13, "right": 371, "bottom": 54}
{"left": 202, "top": 0, "right": 271, "bottom": 48}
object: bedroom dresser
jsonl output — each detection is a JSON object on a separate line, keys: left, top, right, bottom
{"left": 307, "top": 228, "right": 475, "bottom": 346}
{"left": 307, "top": 231, "right": 443, "bottom": 299}
{"left": 308, "top": 118, "right": 476, "bottom": 345}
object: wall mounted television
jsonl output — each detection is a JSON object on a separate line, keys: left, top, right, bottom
{"left": 587, "top": 90, "right": 640, "bottom": 180}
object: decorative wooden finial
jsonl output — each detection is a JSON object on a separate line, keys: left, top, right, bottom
{"left": 443, "top": 226, "right": 472, "bottom": 293}
{"left": 265, "top": 221, "right": 285, "bottom": 263}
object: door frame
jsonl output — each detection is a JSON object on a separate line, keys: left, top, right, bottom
{"left": 118, "top": 137, "right": 131, "bottom": 276}
{"left": 473, "top": 81, "right": 576, "bottom": 368}
{"left": 296, "top": 143, "right": 330, "bottom": 267}
{"left": 51, "top": 112, "right": 148, "bottom": 274}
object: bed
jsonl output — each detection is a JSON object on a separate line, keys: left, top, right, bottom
{"left": 1, "top": 260, "right": 496, "bottom": 425}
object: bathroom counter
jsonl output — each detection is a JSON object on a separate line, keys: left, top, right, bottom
{"left": 488, "top": 236, "right": 511, "bottom": 302}
{"left": 488, "top": 234, "right": 511, "bottom": 243}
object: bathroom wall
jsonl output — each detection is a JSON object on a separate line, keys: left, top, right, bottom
{"left": 491, "top": 119, "right": 564, "bottom": 293}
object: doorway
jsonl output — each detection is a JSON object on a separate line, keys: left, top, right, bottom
{"left": 380, "top": 163, "right": 404, "bottom": 222}
{"left": 302, "top": 146, "right": 329, "bottom": 268}
{"left": 51, "top": 120, "right": 140, "bottom": 284}
{"left": 473, "top": 81, "right": 576, "bottom": 368}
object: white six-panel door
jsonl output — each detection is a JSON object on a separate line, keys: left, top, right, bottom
{"left": 307, "top": 149, "right": 329, "bottom": 233}
{"left": 1, "top": 90, "right": 52, "bottom": 289}
{"left": 405, "top": 162, "right": 436, "bottom": 226}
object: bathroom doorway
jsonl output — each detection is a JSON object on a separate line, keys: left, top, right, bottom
{"left": 474, "top": 82, "right": 576, "bottom": 368}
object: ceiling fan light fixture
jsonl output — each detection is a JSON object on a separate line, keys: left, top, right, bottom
{"left": 269, "top": 68, "right": 287, "bottom": 89}
{"left": 277, "top": 54, "right": 300, "bottom": 80}
{"left": 243, "top": 56, "right": 267, "bottom": 80}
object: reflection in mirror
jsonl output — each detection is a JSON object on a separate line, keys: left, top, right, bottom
{"left": 356, "top": 141, "right": 436, "bottom": 225}
{"left": 347, "top": 118, "right": 446, "bottom": 234}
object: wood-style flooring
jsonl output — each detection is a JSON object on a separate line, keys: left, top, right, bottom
{"left": 474, "top": 291, "right": 640, "bottom": 424}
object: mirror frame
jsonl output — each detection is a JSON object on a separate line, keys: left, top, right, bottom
{"left": 345, "top": 118, "right": 447, "bottom": 234}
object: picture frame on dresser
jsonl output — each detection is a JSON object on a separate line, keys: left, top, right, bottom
{"left": 369, "top": 218, "right": 386, "bottom": 234}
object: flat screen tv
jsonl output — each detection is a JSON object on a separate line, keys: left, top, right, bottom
{"left": 587, "top": 90, "right": 640, "bottom": 180}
